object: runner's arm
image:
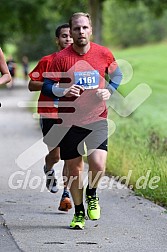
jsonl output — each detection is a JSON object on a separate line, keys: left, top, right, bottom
{"left": 42, "top": 78, "right": 84, "bottom": 98}
{"left": 0, "top": 48, "right": 11, "bottom": 85}
{"left": 28, "top": 80, "right": 43, "bottom": 91}
{"left": 41, "top": 78, "right": 65, "bottom": 98}
{"left": 28, "top": 56, "right": 49, "bottom": 92}
{"left": 96, "top": 66, "right": 122, "bottom": 100}
{"left": 107, "top": 66, "right": 122, "bottom": 93}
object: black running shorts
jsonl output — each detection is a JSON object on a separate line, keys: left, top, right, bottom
{"left": 40, "top": 117, "right": 108, "bottom": 160}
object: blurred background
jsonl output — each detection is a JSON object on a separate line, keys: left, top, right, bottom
{"left": 1, "top": 0, "right": 167, "bottom": 61}
{"left": 0, "top": 0, "right": 167, "bottom": 207}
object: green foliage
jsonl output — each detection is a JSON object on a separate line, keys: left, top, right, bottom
{"left": 0, "top": 0, "right": 46, "bottom": 44}
{"left": 116, "top": 0, "right": 167, "bottom": 17}
{"left": 0, "top": 0, "right": 88, "bottom": 59}
{"left": 103, "top": 0, "right": 167, "bottom": 47}
{"left": 1, "top": 0, "right": 167, "bottom": 58}
{"left": 16, "top": 26, "right": 57, "bottom": 61}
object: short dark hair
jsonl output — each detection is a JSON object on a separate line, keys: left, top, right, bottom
{"left": 69, "top": 12, "right": 92, "bottom": 29}
{"left": 55, "top": 23, "right": 70, "bottom": 38}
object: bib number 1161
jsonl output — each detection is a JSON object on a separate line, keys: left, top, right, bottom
{"left": 74, "top": 70, "right": 99, "bottom": 89}
{"left": 78, "top": 76, "right": 96, "bottom": 85}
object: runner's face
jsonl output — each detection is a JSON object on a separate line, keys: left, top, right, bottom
{"left": 58, "top": 28, "right": 73, "bottom": 50}
{"left": 70, "top": 16, "right": 92, "bottom": 47}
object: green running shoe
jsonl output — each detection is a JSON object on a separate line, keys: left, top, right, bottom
{"left": 70, "top": 211, "right": 85, "bottom": 229}
{"left": 86, "top": 195, "right": 100, "bottom": 220}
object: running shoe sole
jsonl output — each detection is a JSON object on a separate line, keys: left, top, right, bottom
{"left": 70, "top": 212, "right": 85, "bottom": 229}
{"left": 70, "top": 225, "right": 84, "bottom": 230}
{"left": 58, "top": 197, "right": 72, "bottom": 212}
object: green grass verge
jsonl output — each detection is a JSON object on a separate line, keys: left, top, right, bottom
{"left": 106, "top": 42, "right": 167, "bottom": 207}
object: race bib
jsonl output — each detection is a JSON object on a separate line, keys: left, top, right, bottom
{"left": 74, "top": 70, "right": 99, "bottom": 89}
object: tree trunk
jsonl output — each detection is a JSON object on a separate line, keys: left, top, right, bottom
{"left": 88, "top": 0, "right": 104, "bottom": 44}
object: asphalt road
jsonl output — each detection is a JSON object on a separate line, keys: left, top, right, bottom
{"left": 0, "top": 79, "right": 167, "bottom": 252}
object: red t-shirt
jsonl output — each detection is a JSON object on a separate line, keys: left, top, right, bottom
{"left": 29, "top": 52, "right": 58, "bottom": 118}
{"left": 48, "top": 42, "right": 117, "bottom": 126}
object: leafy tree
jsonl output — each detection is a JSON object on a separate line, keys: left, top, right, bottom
{"left": 88, "top": 0, "right": 167, "bottom": 44}
{"left": 103, "top": 0, "right": 167, "bottom": 47}
{"left": 1, "top": 0, "right": 167, "bottom": 59}
{"left": 116, "top": 0, "right": 167, "bottom": 17}
{"left": 1, "top": 0, "right": 88, "bottom": 59}
{"left": 0, "top": 0, "right": 47, "bottom": 46}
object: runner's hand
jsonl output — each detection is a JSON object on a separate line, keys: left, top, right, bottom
{"left": 63, "top": 85, "right": 84, "bottom": 97}
{"left": 96, "top": 89, "right": 111, "bottom": 100}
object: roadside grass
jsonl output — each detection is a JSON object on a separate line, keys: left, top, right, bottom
{"left": 106, "top": 42, "right": 167, "bottom": 207}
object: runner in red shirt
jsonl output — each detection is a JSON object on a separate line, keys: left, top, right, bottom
{"left": 28, "top": 24, "right": 74, "bottom": 212}
{"left": 42, "top": 13, "right": 122, "bottom": 229}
